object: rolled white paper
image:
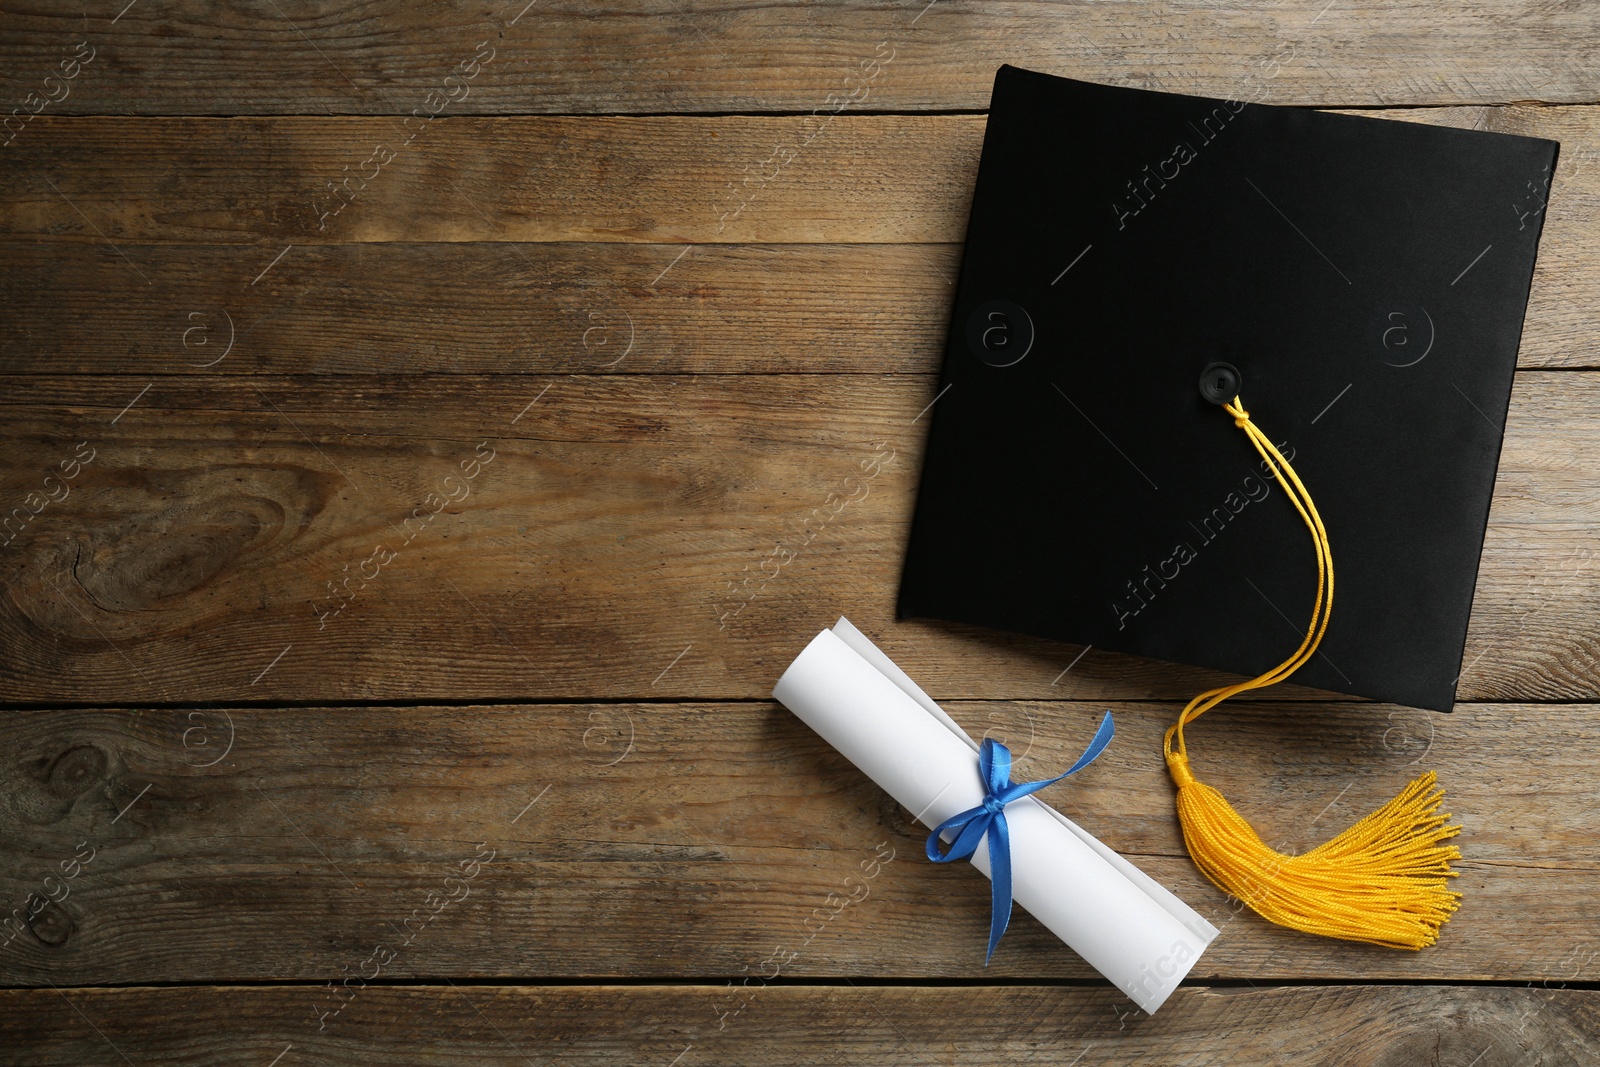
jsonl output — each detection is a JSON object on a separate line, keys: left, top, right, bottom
{"left": 772, "top": 618, "right": 1218, "bottom": 1013}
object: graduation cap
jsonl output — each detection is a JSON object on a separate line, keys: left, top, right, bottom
{"left": 898, "top": 65, "right": 1558, "bottom": 947}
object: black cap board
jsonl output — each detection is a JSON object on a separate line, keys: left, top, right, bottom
{"left": 897, "top": 65, "right": 1558, "bottom": 713}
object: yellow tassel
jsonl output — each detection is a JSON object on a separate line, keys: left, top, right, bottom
{"left": 1165, "top": 397, "right": 1462, "bottom": 949}
{"left": 1168, "top": 757, "right": 1461, "bottom": 948}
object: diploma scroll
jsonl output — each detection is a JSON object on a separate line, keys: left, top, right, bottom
{"left": 772, "top": 618, "right": 1218, "bottom": 1013}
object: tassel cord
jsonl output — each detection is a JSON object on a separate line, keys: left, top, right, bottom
{"left": 1163, "top": 397, "right": 1333, "bottom": 767}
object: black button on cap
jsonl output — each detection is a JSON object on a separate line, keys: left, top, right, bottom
{"left": 1199, "top": 362, "right": 1241, "bottom": 405}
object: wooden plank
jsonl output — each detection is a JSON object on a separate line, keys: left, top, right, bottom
{"left": 0, "top": 1, "right": 1595, "bottom": 115}
{"left": 0, "top": 107, "right": 1529, "bottom": 248}
{"left": 4, "top": 106, "right": 1593, "bottom": 367}
{"left": 0, "top": 701, "right": 1596, "bottom": 985}
{"left": 0, "top": 242, "right": 964, "bottom": 375}
{"left": 0, "top": 372, "right": 1596, "bottom": 704}
{"left": 0, "top": 115, "right": 987, "bottom": 245}
{"left": 2, "top": 984, "right": 1595, "bottom": 1065}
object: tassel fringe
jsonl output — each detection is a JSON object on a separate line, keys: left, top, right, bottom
{"left": 1169, "top": 754, "right": 1461, "bottom": 949}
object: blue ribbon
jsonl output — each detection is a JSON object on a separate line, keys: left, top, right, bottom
{"left": 924, "top": 712, "right": 1115, "bottom": 963}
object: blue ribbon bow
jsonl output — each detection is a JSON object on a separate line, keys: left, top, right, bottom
{"left": 924, "top": 711, "right": 1115, "bottom": 963}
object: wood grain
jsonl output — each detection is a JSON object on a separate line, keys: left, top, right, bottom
{"left": 2, "top": 983, "right": 1595, "bottom": 1066}
{"left": 0, "top": 115, "right": 985, "bottom": 245}
{"left": 0, "top": 107, "right": 1554, "bottom": 248}
{"left": 0, "top": 372, "right": 1597, "bottom": 704}
{"left": 0, "top": 1, "right": 1595, "bottom": 114}
{"left": 4, "top": 106, "right": 1593, "bottom": 368}
{"left": 0, "top": 701, "right": 1596, "bottom": 986}
{"left": 2, "top": 0, "right": 1595, "bottom": 1052}
{"left": 0, "top": 241, "right": 965, "bottom": 375}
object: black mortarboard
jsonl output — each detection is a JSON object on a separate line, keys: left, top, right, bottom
{"left": 898, "top": 65, "right": 1558, "bottom": 715}
{"left": 896, "top": 66, "right": 1558, "bottom": 948}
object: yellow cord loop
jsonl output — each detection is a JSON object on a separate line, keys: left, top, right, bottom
{"left": 1163, "top": 396, "right": 1461, "bottom": 950}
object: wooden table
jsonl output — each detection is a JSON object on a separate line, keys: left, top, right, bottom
{"left": 3, "top": 3, "right": 1598, "bottom": 1063}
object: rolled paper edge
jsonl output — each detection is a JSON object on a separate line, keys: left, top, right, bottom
{"left": 772, "top": 622, "right": 1214, "bottom": 1013}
